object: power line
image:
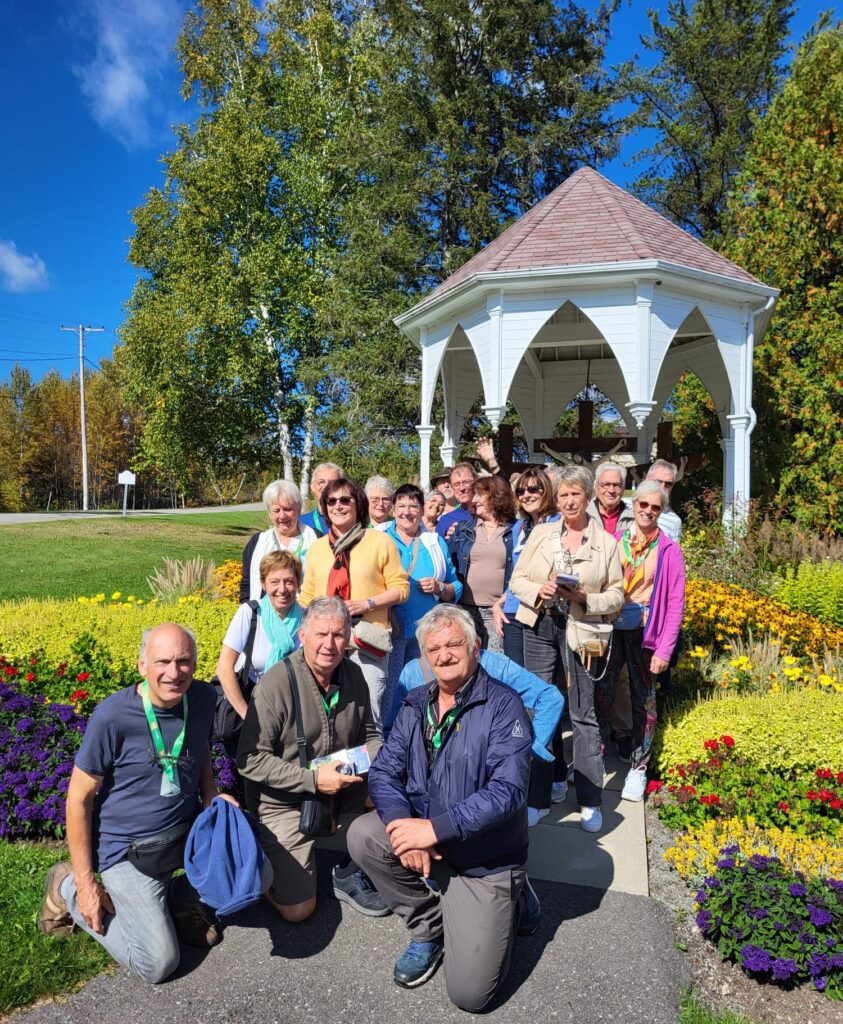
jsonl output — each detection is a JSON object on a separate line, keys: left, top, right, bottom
{"left": 60, "top": 324, "right": 104, "bottom": 513}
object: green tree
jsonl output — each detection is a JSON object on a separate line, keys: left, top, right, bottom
{"left": 722, "top": 25, "right": 843, "bottom": 529}
{"left": 0, "top": 366, "right": 36, "bottom": 511}
{"left": 630, "top": 0, "right": 794, "bottom": 238}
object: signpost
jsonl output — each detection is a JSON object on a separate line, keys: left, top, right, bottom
{"left": 118, "top": 470, "right": 136, "bottom": 516}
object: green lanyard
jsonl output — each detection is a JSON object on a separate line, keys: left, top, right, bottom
{"left": 321, "top": 688, "right": 340, "bottom": 718}
{"left": 621, "top": 529, "right": 659, "bottom": 571}
{"left": 140, "top": 682, "right": 188, "bottom": 797}
{"left": 426, "top": 700, "right": 460, "bottom": 751}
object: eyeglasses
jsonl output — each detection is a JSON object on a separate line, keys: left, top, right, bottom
{"left": 515, "top": 485, "right": 542, "bottom": 497}
{"left": 394, "top": 504, "right": 422, "bottom": 514}
{"left": 369, "top": 496, "right": 393, "bottom": 505}
{"left": 326, "top": 496, "right": 354, "bottom": 507}
{"left": 636, "top": 500, "right": 663, "bottom": 512}
{"left": 651, "top": 478, "right": 674, "bottom": 489}
{"left": 598, "top": 481, "right": 623, "bottom": 489}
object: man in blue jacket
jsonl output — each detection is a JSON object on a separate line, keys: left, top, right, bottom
{"left": 347, "top": 605, "right": 537, "bottom": 1012}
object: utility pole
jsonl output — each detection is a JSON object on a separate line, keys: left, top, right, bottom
{"left": 60, "top": 324, "right": 104, "bottom": 511}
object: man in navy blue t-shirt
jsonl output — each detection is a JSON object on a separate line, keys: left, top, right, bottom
{"left": 38, "top": 623, "right": 236, "bottom": 983}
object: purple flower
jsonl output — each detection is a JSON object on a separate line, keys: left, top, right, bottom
{"left": 721, "top": 843, "right": 739, "bottom": 855}
{"left": 789, "top": 883, "right": 807, "bottom": 897}
{"left": 741, "top": 945, "right": 772, "bottom": 973}
{"left": 808, "top": 905, "right": 834, "bottom": 927}
{"left": 773, "top": 921, "right": 786, "bottom": 931}
{"left": 814, "top": 976, "right": 828, "bottom": 992}
{"left": 695, "top": 890, "right": 707, "bottom": 903}
{"left": 748, "top": 854, "right": 771, "bottom": 869}
{"left": 771, "top": 958, "right": 798, "bottom": 981}
{"left": 717, "top": 857, "right": 736, "bottom": 869}
{"left": 696, "top": 909, "right": 712, "bottom": 931}
{"left": 751, "top": 908, "right": 769, "bottom": 920}
{"left": 808, "top": 953, "right": 829, "bottom": 977}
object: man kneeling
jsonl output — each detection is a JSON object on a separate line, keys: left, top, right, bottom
{"left": 38, "top": 624, "right": 239, "bottom": 983}
{"left": 348, "top": 605, "right": 536, "bottom": 1012}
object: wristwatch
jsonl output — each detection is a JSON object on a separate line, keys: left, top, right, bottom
{"left": 367, "top": 597, "right": 376, "bottom": 611}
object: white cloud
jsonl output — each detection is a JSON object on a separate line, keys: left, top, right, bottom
{"left": 72, "top": 0, "right": 185, "bottom": 149}
{"left": 0, "top": 240, "right": 50, "bottom": 293}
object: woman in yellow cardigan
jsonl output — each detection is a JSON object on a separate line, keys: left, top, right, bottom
{"left": 299, "top": 476, "right": 409, "bottom": 732}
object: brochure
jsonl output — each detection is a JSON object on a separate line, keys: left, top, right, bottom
{"left": 309, "top": 744, "right": 372, "bottom": 775}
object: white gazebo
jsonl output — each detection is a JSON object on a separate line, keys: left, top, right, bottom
{"left": 394, "top": 167, "right": 778, "bottom": 518}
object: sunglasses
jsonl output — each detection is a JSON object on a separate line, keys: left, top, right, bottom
{"left": 515, "top": 485, "right": 542, "bottom": 497}
{"left": 636, "top": 500, "right": 663, "bottom": 512}
{"left": 326, "top": 496, "right": 354, "bottom": 507}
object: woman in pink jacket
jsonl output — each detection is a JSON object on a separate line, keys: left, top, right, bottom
{"left": 596, "top": 480, "right": 685, "bottom": 804}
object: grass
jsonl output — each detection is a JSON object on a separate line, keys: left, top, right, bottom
{"left": 677, "top": 993, "right": 756, "bottom": 1024}
{"left": 0, "top": 511, "right": 264, "bottom": 601}
{"left": 0, "top": 839, "right": 113, "bottom": 1014}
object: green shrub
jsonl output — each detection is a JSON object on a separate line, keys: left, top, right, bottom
{"left": 0, "top": 598, "right": 238, "bottom": 681}
{"left": 775, "top": 561, "right": 843, "bottom": 628}
{"left": 656, "top": 689, "right": 843, "bottom": 777}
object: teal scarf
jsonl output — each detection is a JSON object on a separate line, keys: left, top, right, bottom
{"left": 260, "top": 595, "right": 303, "bottom": 671}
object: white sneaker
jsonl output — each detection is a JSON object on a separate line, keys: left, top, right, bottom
{"left": 551, "top": 781, "right": 568, "bottom": 804}
{"left": 579, "top": 806, "right": 603, "bottom": 833}
{"left": 621, "top": 767, "right": 647, "bottom": 802}
{"left": 527, "top": 807, "right": 550, "bottom": 827}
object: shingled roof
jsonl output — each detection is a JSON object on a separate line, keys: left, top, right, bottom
{"left": 427, "top": 166, "right": 763, "bottom": 300}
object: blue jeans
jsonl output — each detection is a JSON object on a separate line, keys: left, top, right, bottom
{"left": 62, "top": 859, "right": 180, "bottom": 983}
{"left": 383, "top": 635, "right": 421, "bottom": 731}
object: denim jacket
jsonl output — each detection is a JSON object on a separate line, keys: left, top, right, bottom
{"left": 447, "top": 518, "right": 515, "bottom": 599}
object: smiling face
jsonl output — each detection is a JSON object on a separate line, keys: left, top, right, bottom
{"left": 367, "top": 490, "right": 394, "bottom": 524}
{"left": 394, "top": 494, "right": 423, "bottom": 534}
{"left": 556, "top": 483, "right": 589, "bottom": 524}
{"left": 595, "top": 470, "right": 624, "bottom": 513}
{"left": 450, "top": 468, "right": 475, "bottom": 508}
{"left": 311, "top": 466, "right": 340, "bottom": 501}
{"left": 138, "top": 625, "right": 196, "bottom": 708}
{"left": 325, "top": 488, "right": 358, "bottom": 532}
{"left": 634, "top": 495, "right": 664, "bottom": 534}
{"left": 472, "top": 489, "right": 495, "bottom": 523}
{"left": 515, "top": 475, "right": 543, "bottom": 518}
{"left": 263, "top": 567, "right": 299, "bottom": 615}
{"left": 299, "top": 614, "right": 349, "bottom": 679}
{"left": 268, "top": 498, "right": 299, "bottom": 537}
{"left": 424, "top": 491, "right": 445, "bottom": 522}
{"left": 421, "top": 621, "right": 480, "bottom": 694}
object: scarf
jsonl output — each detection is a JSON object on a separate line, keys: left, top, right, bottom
{"left": 620, "top": 527, "right": 660, "bottom": 596}
{"left": 260, "top": 595, "right": 303, "bottom": 672}
{"left": 327, "top": 522, "right": 365, "bottom": 600}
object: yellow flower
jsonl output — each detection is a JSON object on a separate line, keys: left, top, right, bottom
{"left": 783, "top": 655, "right": 798, "bottom": 666}
{"left": 127, "top": 595, "right": 135, "bottom": 603}
{"left": 77, "top": 596, "right": 88, "bottom": 604}
{"left": 111, "top": 591, "right": 122, "bottom": 601}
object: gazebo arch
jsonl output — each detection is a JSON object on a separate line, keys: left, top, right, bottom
{"left": 396, "top": 167, "right": 778, "bottom": 520}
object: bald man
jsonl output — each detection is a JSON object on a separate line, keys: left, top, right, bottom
{"left": 38, "top": 623, "right": 236, "bottom": 982}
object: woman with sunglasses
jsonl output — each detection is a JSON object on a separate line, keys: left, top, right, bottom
{"left": 595, "top": 480, "right": 685, "bottom": 804}
{"left": 492, "top": 468, "right": 558, "bottom": 666}
{"left": 299, "top": 477, "right": 409, "bottom": 732}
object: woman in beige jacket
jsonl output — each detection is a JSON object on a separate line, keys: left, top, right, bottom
{"left": 509, "top": 464, "right": 623, "bottom": 833}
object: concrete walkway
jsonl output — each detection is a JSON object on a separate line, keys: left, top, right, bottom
{"left": 16, "top": 750, "right": 687, "bottom": 1024}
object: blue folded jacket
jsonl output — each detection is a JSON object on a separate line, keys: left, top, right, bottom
{"left": 185, "top": 797, "right": 266, "bottom": 917}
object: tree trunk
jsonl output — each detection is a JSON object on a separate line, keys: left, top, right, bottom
{"left": 299, "top": 398, "right": 314, "bottom": 497}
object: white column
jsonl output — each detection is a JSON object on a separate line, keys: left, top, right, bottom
{"left": 626, "top": 280, "right": 657, "bottom": 431}
{"left": 727, "top": 413, "right": 751, "bottom": 521}
{"left": 721, "top": 435, "right": 735, "bottom": 521}
{"left": 483, "top": 291, "right": 504, "bottom": 428}
{"left": 417, "top": 425, "right": 436, "bottom": 489}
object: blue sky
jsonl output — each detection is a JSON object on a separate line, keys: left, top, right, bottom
{"left": 0, "top": 0, "right": 829, "bottom": 383}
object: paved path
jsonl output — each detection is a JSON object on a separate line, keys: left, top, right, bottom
{"left": 0, "top": 504, "right": 262, "bottom": 525}
{"left": 16, "top": 749, "right": 690, "bottom": 1024}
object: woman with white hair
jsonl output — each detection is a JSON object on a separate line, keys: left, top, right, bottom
{"left": 595, "top": 480, "right": 686, "bottom": 804}
{"left": 240, "top": 480, "right": 318, "bottom": 602}
{"left": 365, "top": 476, "right": 395, "bottom": 529}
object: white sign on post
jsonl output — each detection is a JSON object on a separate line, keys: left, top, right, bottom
{"left": 118, "top": 470, "right": 136, "bottom": 515}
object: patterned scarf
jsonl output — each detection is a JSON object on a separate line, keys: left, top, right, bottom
{"left": 259, "top": 595, "right": 304, "bottom": 672}
{"left": 327, "top": 523, "right": 365, "bottom": 600}
{"left": 620, "top": 527, "right": 660, "bottom": 596}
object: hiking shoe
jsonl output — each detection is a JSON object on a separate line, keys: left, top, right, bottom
{"left": 517, "top": 876, "right": 541, "bottom": 937}
{"left": 38, "top": 862, "right": 75, "bottom": 937}
{"left": 579, "top": 806, "right": 603, "bottom": 833}
{"left": 551, "top": 781, "right": 568, "bottom": 804}
{"left": 168, "top": 875, "right": 221, "bottom": 948}
{"left": 527, "top": 807, "right": 550, "bottom": 827}
{"left": 332, "top": 867, "right": 391, "bottom": 917}
{"left": 621, "top": 766, "right": 648, "bottom": 802}
{"left": 394, "top": 939, "right": 444, "bottom": 988}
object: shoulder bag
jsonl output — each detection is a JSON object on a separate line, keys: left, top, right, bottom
{"left": 211, "top": 600, "right": 260, "bottom": 748}
{"left": 284, "top": 660, "right": 337, "bottom": 838}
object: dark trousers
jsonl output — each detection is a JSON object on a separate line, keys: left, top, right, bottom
{"left": 522, "top": 612, "right": 604, "bottom": 808}
{"left": 348, "top": 811, "right": 524, "bottom": 1013}
{"left": 596, "top": 628, "right": 658, "bottom": 771}
{"left": 502, "top": 616, "right": 525, "bottom": 665}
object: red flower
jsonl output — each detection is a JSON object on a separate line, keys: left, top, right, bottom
{"left": 699, "top": 794, "right": 722, "bottom": 806}
{"left": 815, "top": 768, "right": 834, "bottom": 780}
{"left": 818, "top": 789, "right": 834, "bottom": 803}
{"left": 4, "top": 665, "right": 17, "bottom": 676}
{"left": 703, "top": 739, "right": 719, "bottom": 752}
{"left": 25, "top": 672, "right": 35, "bottom": 682}
{"left": 29, "top": 658, "right": 38, "bottom": 666}
{"left": 706, "top": 758, "right": 722, "bottom": 769}
{"left": 70, "top": 688, "right": 89, "bottom": 702}
{"left": 76, "top": 671, "right": 91, "bottom": 683}
{"left": 778, "top": 802, "right": 789, "bottom": 812}
{"left": 57, "top": 669, "right": 64, "bottom": 678}
{"left": 719, "top": 735, "right": 735, "bottom": 748}
{"left": 681, "top": 785, "right": 697, "bottom": 795}
{"left": 806, "top": 790, "right": 819, "bottom": 801}
{"left": 646, "top": 780, "right": 664, "bottom": 795}
{"left": 836, "top": 772, "right": 843, "bottom": 786}
{"left": 830, "top": 798, "right": 842, "bottom": 811}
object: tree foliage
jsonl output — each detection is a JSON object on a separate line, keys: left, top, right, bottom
{"left": 721, "top": 25, "right": 843, "bottom": 530}
{"left": 630, "top": 0, "right": 794, "bottom": 238}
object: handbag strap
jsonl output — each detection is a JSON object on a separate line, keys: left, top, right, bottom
{"left": 406, "top": 535, "right": 422, "bottom": 577}
{"left": 283, "top": 659, "right": 309, "bottom": 770}
{"left": 241, "top": 600, "right": 260, "bottom": 687}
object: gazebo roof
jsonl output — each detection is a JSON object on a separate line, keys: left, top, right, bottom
{"left": 426, "top": 166, "right": 763, "bottom": 301}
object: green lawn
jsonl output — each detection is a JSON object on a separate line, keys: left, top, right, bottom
{"left": 0, "top": 840, "right": 114, "bottom": 1014}
{"left": 0, "top": 512, "right": 265, "bottom": 601}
